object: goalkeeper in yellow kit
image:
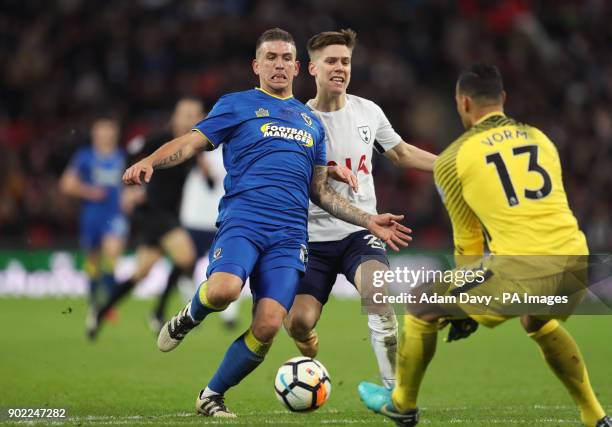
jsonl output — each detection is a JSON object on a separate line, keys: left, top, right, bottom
{"left": 358, "top": 63, "right": 610, "bottom": 427}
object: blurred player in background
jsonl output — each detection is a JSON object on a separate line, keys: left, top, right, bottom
{"left": 180, "top": 148, "right": 242, "bottom": 329}
{"left": 284, "top": 29, "right": 437, "bottom": 389}
{"left": 358, "top": 64, "right": 611, "bottom": 427}
{"left": 59, "top": 116, "right": 128, "bottom": 330}
{"left": 123, "top": 28, "right": 411, "bottom": 418}
{"left": 87, "top": 98, "right": 206, "bottom": 339}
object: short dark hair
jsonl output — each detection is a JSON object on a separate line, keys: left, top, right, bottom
{"left": 457, "top": 63, "right": 504, "bottom": 104}
{"left": 255, "top": 28, "right": 296, "bottom": 56}
{"left": 307, "top": 29, "right": 357, "bottom": 59}
{"left": 91, "top": 113, "right": 120, "bottom": 127}
{"left": 174, "top": 96, "right": 203, "bottom": 109}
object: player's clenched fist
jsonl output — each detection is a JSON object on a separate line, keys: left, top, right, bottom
{"left": 123, "top": 158, "right": 154, "bottom": 185}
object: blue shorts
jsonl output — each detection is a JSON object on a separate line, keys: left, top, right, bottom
{"left": 297, "top": 230, "right": 389, "bottom": 305}
{"left": 206, "top": 221, "right": 308, "bottom": 311}
{"left": 80, "top": 213, "right": 128, "bottom": 251}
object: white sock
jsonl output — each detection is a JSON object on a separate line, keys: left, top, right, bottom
{"left": 368, "top": 312, "right": 398, "bottom": 389}
{"left": 200, "top": 386, "right": 220, "bottom": 399}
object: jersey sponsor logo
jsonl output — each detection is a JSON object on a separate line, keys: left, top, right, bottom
{"left": 255, "top": 108, "right": 270, "bottom": 118}
{"left": 358, "top": 125, "right": 371, "bottom": 144}
{"left": 363, "top": 234, "right": 385, "bottom": 250}
{"left": 260, "top": 122, "right": 314, "bottom": 147}
{"left": 301, "top": 112, "right": 314, "bottom": 128}
{"left": 328, "top": 155, "right": 370, "bottom": 175}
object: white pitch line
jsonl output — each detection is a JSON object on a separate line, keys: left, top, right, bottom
{"left": 1, "top": 407, "right": 585, "bottom": 426}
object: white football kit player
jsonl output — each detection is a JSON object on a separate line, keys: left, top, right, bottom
{"left": 307, "top": 94, "right": 402, "bottom": 242}
{"left": 298, "top": 94, "right": 402, "bottom": 388}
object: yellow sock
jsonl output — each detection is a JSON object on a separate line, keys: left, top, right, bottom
{"left": 529, "top": 320, "right": 605, "bottom": 427}
{"left": 392, "top": 314, "right": 438, "bottom": 411}
{"left": 84, "top": 258, "right": 100, "bottom": 279}
{"left": 244, "top": 328, "right": 272, "bottom": 357}
{"left": 100, "top": 255, "right": 115, "bottom": 276}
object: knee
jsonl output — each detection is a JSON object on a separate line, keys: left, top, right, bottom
{"left": 252, "top": 313, "right": 284, "bottom": 343}
{"left": 418, "top": 312, "right": 441, "bottom": 323}
{"left": 285, "top": 309, "right": 318, "bottom": 340}
{"left": 206, "top": 273, "right": 243, "bottom": 306}
{"left": 521, "top": 315, "right": 549, "bottom": 334}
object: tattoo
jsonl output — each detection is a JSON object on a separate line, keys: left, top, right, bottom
{"left": 155, "top": 150, "right": 183, "bottom": 169}
{"left": 309, "top": 166, "right": 370, "bottom": 228}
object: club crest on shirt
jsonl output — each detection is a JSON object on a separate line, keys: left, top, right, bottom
{"left": 301, "top": 112, "right": 314, "bottom": 128}
{"left": 255, "top": 108, "right": 270, "bottom": 118}
{"left": 213, "top": 247, "right": 223, "bottom": 260}
{"left": 299, "top": 244, "right": 309, "bottom": 264}
{"left": 358, "top": 126, "right": 371, "bottom": 144}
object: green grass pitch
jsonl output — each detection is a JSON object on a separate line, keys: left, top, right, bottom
{"left": 0, "top": 297, "right": 610, "bottom": 426}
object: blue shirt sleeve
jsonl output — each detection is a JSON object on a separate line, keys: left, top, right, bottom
{"left": 192, "top": 94, "right": 237, "bottom": 149}
{"left": 314, "top": 122, "right": 327, "bottom": 167}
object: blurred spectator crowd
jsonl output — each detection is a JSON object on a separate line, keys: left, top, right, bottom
{"left": 0, "top": 0, "right": 610, "bottom": 251}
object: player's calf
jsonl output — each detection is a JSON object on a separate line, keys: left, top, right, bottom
{"left": 294, "top": 329, "right": 319, "bottom": 358}
{"left": 367, "top": 312, "right": 398, "bottom": 388}
{"left": 252, "top": 300, "right": 285, "bottom": 342}
{"left": 285, "top": 316, "right": 320, "bottom": 357}
{"left": 285, "top": 294, "right": 322, "bottom": 357}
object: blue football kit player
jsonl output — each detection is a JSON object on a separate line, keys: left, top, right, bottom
{"left": 60, "top": 117, "right": 128, "bottom": 326}
{"left": 123, "top": 28, "right": 411, "bottom": 418}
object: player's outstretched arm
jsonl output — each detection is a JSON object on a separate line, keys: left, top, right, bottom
{"left": 123, "top": 131, "right": 213, "bottom": 185}
{"left": 59, "top": 168, "right": 107, "bottom": 201}
{"left": 384, "top": 141, "right": 438, "bottom": 172}
{"left": 309, "top": 166, "right": 412, "bottom": 251}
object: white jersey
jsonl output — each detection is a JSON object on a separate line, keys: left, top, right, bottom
{"left": 180, "top": 149, "right": 226, "bottom": 231}
{"left": 307, "top": 94, "right": 402, "bottom": 242}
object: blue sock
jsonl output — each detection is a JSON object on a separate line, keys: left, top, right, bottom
{"left": 189, "top": 281, "right": 227, "bottom": 322}
{"left": 84, "top": 258, "right": 101, "bottom": 305}
{"left": 100, "top": 256, "right": 117, "bottom": 297}
{"left": 100, "top": 273, "right": 116, "bottom": 296}
{"left": 88, "top": 278, "right": 100, "bottom": 305}
{"left": 208, "top": 329, "right": 271, "bottom": 394}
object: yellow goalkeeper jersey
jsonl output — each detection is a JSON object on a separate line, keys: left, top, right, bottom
{"left": 434, "top": 112, "right": 588, "bottom": 258}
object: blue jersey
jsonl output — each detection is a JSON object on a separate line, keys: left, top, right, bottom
{"left": 193, "top": 88, "right": 326, "bottom": 236}
{"left": 68, "top": 146, "right": 125, "bottom": 221}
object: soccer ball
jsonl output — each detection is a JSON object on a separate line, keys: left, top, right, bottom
{"left": 274, "top": 357, "right": 331, "bottom": 412}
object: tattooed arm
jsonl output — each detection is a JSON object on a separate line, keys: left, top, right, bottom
{"left": 123, "top": 131, "right": 214, "bottom": 185}
{"left": 310, "top": 166, "right": 370, "bottom": 227}
{"left": 309, "top": 166, "right": 412, "bottom": 250}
